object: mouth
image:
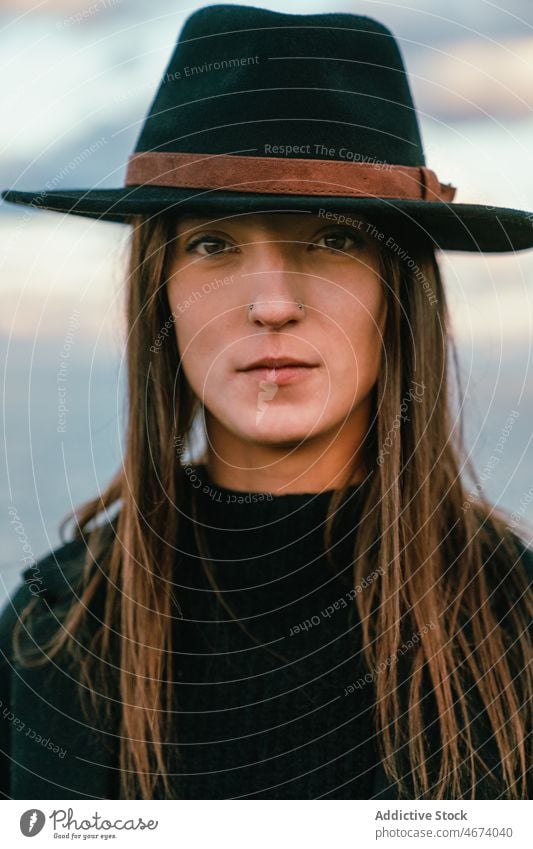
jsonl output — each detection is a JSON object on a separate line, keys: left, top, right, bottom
{"left": 237, "top": 362, "right": 319, "bottom": 386}
{"left": 239, "top": 357, "right": 318, "bottom": 370}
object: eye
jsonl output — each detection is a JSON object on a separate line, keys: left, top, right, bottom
{"left": 184, "top": 234, "right": 238, "bottom": 257}
{"left": 312, "top": 228, "right": 366, "bottom": 254}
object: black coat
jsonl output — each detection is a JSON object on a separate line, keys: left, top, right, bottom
{"left": 1, "top": 533, "right": 531, "bottom": 800}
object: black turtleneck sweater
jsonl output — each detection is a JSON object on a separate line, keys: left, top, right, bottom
{"left": 3, "top": 465, "right": 531, "bottom": 800}
{"left": 162, "top": 465, "right": 379, "bottom": 799}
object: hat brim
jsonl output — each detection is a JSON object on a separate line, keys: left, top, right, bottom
{"left": 2, "top": 185, "right": 533, "bottom": 253}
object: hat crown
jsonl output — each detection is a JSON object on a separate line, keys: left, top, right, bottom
{"left": 135, "top": 4, "right": 426, "bottom": 168}
{"left": 4, "top": 3, "right": 533, "bottom": 250}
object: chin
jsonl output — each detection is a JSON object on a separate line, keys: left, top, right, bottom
{"left": 237, "top": 407, "right": 327, "bottom": 444}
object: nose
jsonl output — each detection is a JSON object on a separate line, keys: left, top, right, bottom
{"left": 245, "top": 244, "right": 306, "bottom": 329}
{"left": 247, "top": 297, "right": 304, "bottom": 329}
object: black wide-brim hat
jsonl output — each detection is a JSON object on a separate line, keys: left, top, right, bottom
{"left": 3, "top": 4, "right": 533, "bottom": 253}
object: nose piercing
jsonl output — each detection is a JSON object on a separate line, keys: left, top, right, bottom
{"left": 248, "top": 303, "right": 304, "bottom": 310}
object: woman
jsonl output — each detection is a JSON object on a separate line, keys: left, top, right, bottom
{"left": 1, "top": 5, "right": 532, "bottom": 801}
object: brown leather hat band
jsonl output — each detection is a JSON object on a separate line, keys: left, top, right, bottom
{"left": 125, "top": 152, "right": 457, "bottom": 202}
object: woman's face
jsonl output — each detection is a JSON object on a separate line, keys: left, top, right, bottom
{"left": 166, "top": 211, "right": 386, "bottom": 469}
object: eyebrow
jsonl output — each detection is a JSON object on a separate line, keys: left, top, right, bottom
{"left": 176, "top": 216, "right": 213, "bottom": 230}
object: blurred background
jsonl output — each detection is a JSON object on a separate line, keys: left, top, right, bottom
{"left": 1, "top": 0, "right": 533, "bottom": 603}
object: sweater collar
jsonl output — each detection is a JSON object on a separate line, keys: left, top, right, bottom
{"left": 179, "top": 464, "right": 372, "bottom": 578}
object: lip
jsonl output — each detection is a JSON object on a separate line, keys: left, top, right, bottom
{"left": 237, "top": 364, "right": 318, "bottom": 385}
{"left": 239, "top": 357, "right": 317, "bottom": 370}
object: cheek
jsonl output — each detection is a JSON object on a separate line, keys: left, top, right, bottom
{"left": 173, "top": 314, "right": 208, "bottom": 387}
{"left": 327, "top": 274, "right": 385, "bottom": 353}
{"left": 167, "top": 272, "right": 209, "bottom": 349}
{"left": 171, "top": 301, "right": 230, "bottom": 400}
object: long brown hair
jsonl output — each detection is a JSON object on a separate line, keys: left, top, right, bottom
{"left": 13, "top": 212, "right": 532, "bottom": 800}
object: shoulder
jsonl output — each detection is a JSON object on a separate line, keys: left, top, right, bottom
{"left": 477, "top": 516, "right": 533, "bottom": 580}
{"left": 0, "top": 522, "right": 115, "bottom": 661}
{"left": 515, "top": 538, "right": 533, "bottom": 581}
{"left": 0, "top": 538, "right": 81, "bottom": 658}
{"left": 495, "top": 527, "right": 533, "bottom": 581}
{"left": 478, "top": 525, "right": 533, "bottom": 635}
{"left": 20, "top": 536, "right": 89, "bottom": 600}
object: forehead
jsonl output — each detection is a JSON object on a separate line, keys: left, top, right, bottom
{"left": 175, "top": 210, "right": 372, "bottom": 233}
